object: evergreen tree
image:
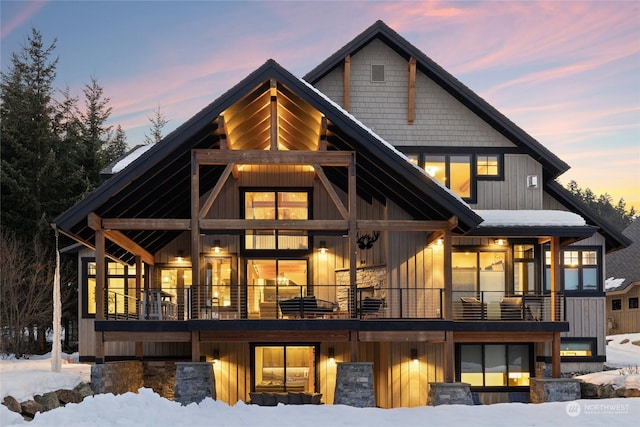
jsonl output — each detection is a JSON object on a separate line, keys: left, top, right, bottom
{"left": 566, "top": 180, "right": 636, "bottom": 232}
{"left": 78, "top": 77, "right": 114, "bottom": 188}
{"left": 0, "top": 28, "right": 61, "bottom": 244}
{"left": 143, "top": 104, "right": 169, "bottom": 144}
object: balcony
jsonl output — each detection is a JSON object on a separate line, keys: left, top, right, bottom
{"left": 103, "top": 286, "right": 564, "bottom": 322}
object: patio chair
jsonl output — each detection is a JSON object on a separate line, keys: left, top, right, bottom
{"left": 500, "top": 297, "right": 523, "bottom": 320}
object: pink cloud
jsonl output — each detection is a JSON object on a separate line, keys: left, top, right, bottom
{"left": 1, "top": 1, "right": 47, "bottom": 39}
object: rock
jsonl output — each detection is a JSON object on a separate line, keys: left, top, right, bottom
{"left": 34, "top": 391, "right": 60, "bottom": 412}
{"left": 74, "top": 382, "right": 94, "bottom": 399}
{"left": 56, "top": 388, "right": 83, "bottom": 404}
{"left": 2, "top": 396, "right": 21, "bottom": 413}
{"left": 580, "top": 381, "right": 599, "bottom": 398}
{"left": 20, "top": 400, "right": 43, "bottom": 419}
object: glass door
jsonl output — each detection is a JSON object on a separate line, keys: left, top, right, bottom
{"left": 253, "top": 345, "right": 316, "bottom": 392}
{"left": 246, "top": 259, "right": 307, "bottom": 319}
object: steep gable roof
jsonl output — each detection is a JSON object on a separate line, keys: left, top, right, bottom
{"left": 55, "top": 59, "right": 481, "bottom": 264}
{"left": 304, "top": 20, "right": 570, "bottom": 179}
{"left": 606, "top": 218, "right": 640, "bottom": 291}
{"left": 304, "top": 20, "right": 630, "bottom": 253}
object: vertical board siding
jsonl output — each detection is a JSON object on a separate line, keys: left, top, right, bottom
{"left": 564, "top": 297, "right": 606, "bottom": 356}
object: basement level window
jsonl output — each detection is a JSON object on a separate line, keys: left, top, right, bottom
{"left": 612, "top": 299, "right": 622, "bottom": 311}
{"left": 371, "top": 64, "right": 385, "bottom": 82}
{"left": 560, "top": 341, "right": 593, "bottom": 357}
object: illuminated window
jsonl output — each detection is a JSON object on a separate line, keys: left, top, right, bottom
{"left": 401, "top": 151, "right": 503, "bottom": 202}
{"left": 244, "top": 190, "right": 309, "bottom": 250}
{"left": 459, "top": 344, "right": 531, "bottom": 387}
{"left": 82, "top": 259, "right": 144, "bottom": 318}
{"left": 560, "top": 341, "right": 593, "bottom": 357}
{"left": 477, "top": 155, "right": 499, "bottom": 176}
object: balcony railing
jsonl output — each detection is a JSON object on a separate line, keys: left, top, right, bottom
{"left": 101, "top": 286, "right": 564, "bottom": 322}
{"left": 452, "top": 291, "right": 565, "bottom": 321}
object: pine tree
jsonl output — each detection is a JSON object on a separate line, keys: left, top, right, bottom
{"left": 0, "top": 28, "right": 61, "bottom": 244}
{"left": 565, "top": 180, "right": 636, "bottom": 232}
{"left": 143, "top": 104, "right": 169, "bottom": 144}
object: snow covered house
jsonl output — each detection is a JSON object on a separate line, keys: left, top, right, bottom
{"left": 606, "top": 219, "right": 640, "bottom": 334}
{"left": 54, "top": 21, "right": 630, "bottom": 407}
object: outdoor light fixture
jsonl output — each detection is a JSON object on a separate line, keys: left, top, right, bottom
{"left": 328, "top": 347, "right": 335, "bottom": 363}
{"left": 411, "top": 348, "right": 418, "bottom": 363}
{"left": 319, "top": 241, "right": 327, "bottom": 254}
{"left": 494, "top": 238, "right": 507, "bottom": 246}
{"left": 213, "top": 349, "right": 220, "bottom": 363}
{"left": 175, "top": 250, "right": 185, "bottom": 263}
{"left": 213, "top": 239, "right": 221, "bottom": 254}
{"left": 436, "top": 238, "right": 443, "bottom": 246}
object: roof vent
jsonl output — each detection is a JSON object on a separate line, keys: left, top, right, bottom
{"left": 371, "top": 64, "right": 385, "bottom": 82}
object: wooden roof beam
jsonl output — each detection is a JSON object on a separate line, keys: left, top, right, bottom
{"left": 314, "top": 163, "right": 348, "bottom": 220}
{"left": 87, "top": 213, "right": 155, "bottom": 265}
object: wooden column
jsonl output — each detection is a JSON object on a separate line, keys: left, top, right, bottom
{"left": 135, "top": 255, "right": 143, "bottom": 358}
{"left": 95, "top": 228, "right": 105, "bottom": 364}
{"left": 550, "top": 236, "right": 561, "bottom": 378}
{"left": 270, "top": 78, "right": 278, "bottom": 150}
{"left": 343, "top": 55, "right": 351, "bottom": 111}
{"left": 408, "top": 57, "right": 416, "bottom": 124}
{"left": 191, "top": 331, "right": 200, "bottom": 362}
{"left": 443, "top": 227, "right": 454, "bottom": 382}
{"left": 348, "top": 153, "right": 357, "bottom": 321}
{"left": 191, "top": 151, "right": 201, "bottom": 319}
{"left": 552, "top": 331, "right": 561, "bottom": 378}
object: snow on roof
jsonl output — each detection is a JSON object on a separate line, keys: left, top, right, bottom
{"left": 605, "top": 277, "right": 627, "bottom": 291}
{"left": 474, "top": 210, "right": 586, "bottom": 227}
{"left": 112, "top": 144, "right": 154, "bottom": 173}
{"left": 298, "top": 77, "right": 469, "bottom": 207}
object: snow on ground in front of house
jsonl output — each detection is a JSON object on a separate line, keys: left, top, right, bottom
{"left": 1, "top": 334, "right": 639, "bottom": 426}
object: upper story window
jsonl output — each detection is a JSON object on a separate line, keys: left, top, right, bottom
{"left": 403, "top": 151, "right": 503, "bottom": 203}
{"left": 371, "top": 64, "right": 385, "bottom": 82}
{"left": 544, "top": 247, "right": 601, "bottom": 294}
{"left": 82, "top": 258, "right": 142, "bottom": 318}
{"left": 243, "top": 189, "right": 310, "bottom": 250}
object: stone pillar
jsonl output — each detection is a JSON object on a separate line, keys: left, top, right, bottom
{"left": 174, "top": 362, "right": 216, "bottom": 406}
{"left": 529, "top": 378, "right": 580, "bottom": 403}
{"left": 427, "top": 382, "right": 474, "bottom": 406}
{"left": 334, "top": 362, "right": 375, "bottom": 407}
{"left": 91, "top": 361, "right": 144, "bottom": 395}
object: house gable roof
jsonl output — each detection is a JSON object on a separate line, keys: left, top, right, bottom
{"left": 55, "top": 59, "right": 481, "bottom": 264}
{"left": 605, "top": 218, "right": 640, "bottom": 291}
{"left": 304, "top": 20, "right": 630, "bottom": 253}
{"left": 304, "top": 20, "right": 570, "bottom": 179}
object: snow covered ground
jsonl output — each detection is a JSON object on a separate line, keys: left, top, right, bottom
{"left": 1, "top": 334, "right": 639, "bottom": 426}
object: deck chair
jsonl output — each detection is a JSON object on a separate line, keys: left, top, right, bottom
{"left": 500, "top": 297, "right": 523, "bottom": 320}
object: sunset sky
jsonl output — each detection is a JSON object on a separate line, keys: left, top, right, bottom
{"left": 1, "top": 1, "right": 638, "bottom": 210}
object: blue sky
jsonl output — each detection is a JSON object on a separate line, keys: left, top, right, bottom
{"left": 1, "top": 0, "right": 639, "bottom": 209}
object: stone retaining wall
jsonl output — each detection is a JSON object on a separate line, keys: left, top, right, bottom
{"left": 334, "top": 362, "right": 376, "bottom": 407}
{"left": 91, "top": 361, "right": 143, "bottom": 395}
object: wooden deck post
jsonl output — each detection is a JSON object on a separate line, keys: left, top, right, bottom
{"left": 552, "top": 331, "right": 561, "bottom": 378}
{"left": 192, "top": 331, "right": 200, "bottom": 362}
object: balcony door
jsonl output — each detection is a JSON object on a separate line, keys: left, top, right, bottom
{"left": 246, "top": 259, "right": 308, "bottom": 319}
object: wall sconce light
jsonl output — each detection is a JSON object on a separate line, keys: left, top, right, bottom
{"left": 328, "top": 347, "right": 335, "bottom": 363}
{"left": 212, "top": 239, "right": 221, "bottom": 254}
{"left": 175, "top": 250, "right": 185, "bottom": 263}
{"left": 410, "top": 348, "right": 418, "bottom": 364}
{"left": 319, "top": 241, "right": 327, "bottom": 254}
{"left": 494, "top": 238, "right": 507, "bottom": 246}
{"left": 213, "top": 349, "right": 220, "bottom": 364}
{"left": 436, "top": 238, "right": 443, "bottom": 246}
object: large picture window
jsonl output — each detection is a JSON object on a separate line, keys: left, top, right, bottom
{"left": 253, "top": 344, "right": 317, "bottom": 393}
{"left": 243, "top": 190, "right": 310, "bottom": 250}
{"left": 458, "top": 344, "right": 531, "bottom": 388}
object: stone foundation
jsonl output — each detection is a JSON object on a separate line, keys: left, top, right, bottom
{"left": 427, "top": 382, "right": 474, "bottom": 406}
{"left": 334, "top": 362, "right": 376, "bottom": 407}
{"left": 529, "top": 378, "right": 581, "bottom": 403}
{"left": 143, "top": 360, "right": 177, "bottom": 400}
{"left": 174, "top": 362, "right": 216, "bottom": 405}
{"left": 91, "top": 361, "right": 143, "bottom": 395}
